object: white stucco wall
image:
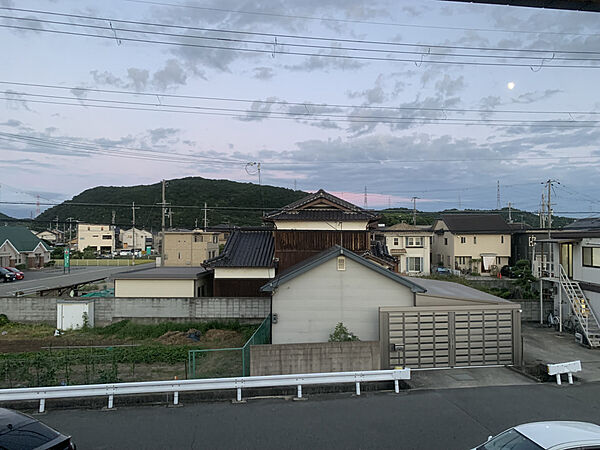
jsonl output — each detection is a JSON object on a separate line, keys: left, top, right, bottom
{"left": 114, "top": 279, "right": 195, "bottom": 298}
{"left": 271, "top": 256, "right": 414, "bottom": 344}
{"left": 214, "top": 267, "right": 275, "bottom": 279}
{"left": 273, "top": 220, "right": 368, "bottom": 230}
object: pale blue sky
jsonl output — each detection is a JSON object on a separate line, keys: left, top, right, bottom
{"left": 1, "top": 0, "right": 599, "bottom": 218}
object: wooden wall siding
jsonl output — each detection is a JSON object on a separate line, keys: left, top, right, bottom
{"left": 380, "top": 306, "right": 521, "bottom": 369}
{"left": 274, "top": 230, "right": 370, "bottom": 270}
{"left": 213, "top": 278, "right": 272, "bottom": 297}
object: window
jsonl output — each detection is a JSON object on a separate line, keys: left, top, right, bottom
{"left": 178, "top": 252, "right": 181, "bottom": 259}
{"left": 194, "top": 235, "right": 203, "bottom": 243}
{"left": 87, "top": 226, "right": 90, "bottom": 231}
{"left": 92, "top": 235, "right": 99, "bottom": 238}
{"left": 213, "top": 235, "right": 218, "bottom": 243}
{"left": 337, "top": 256, "right": 346, "bottom": 271}
{"left": 583, "top": 247, "right": 600, "bottom": 268}
{"left": 406, "top": 237, "right": 423, "bottom": 247}
{"left": 444, "top": 238, "right": 448, "bottom": 245}
{"left": 460, "top": 237, "right": 466, "bottom": 244}
{"left": 407, "top": 257, "right": 423, "bottom": 272}
{"left": 393, "top": 237, "right": 399, "bottom": 246}
{"left": 496, "top": 257, "right": 502, "bottom": 265}
{"left": 101, "top": 227, "right": 104, "bottom": 231}
{"left": 473, "top": 236, "right": 477, "bottom": 244}
{"left": 501, "top": 235, "right": 504, "bottom": 243}
{"left": 102, "top": 235, "right": 111, "bottom": 240}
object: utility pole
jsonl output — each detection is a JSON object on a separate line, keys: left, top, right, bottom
{"left": 364, "top": 186, "right": 368, "bottom": 209}
{"left": 131, "top": 202, "right": 139, "bottom": 261}
{"left": 496, "top": 180, "right": 500, "bottom": 210}
{"left": 543, "top": 179, "right": 559, "bottom": 238}
{"left": 540, "top": 193, "right": 546, "bottom": 229}
{"left": 412, "top": 197, "right": 419, "bottom": 226}
{"left": 168, "top": 208, "right": 173, "bottom": 228}
{"left": 160, "top": 179, "right": 167, "bottom": 266}
{"left": 66, "top": 217, "right": 74, "bottom": 249}
{"left": 203, "top": 202, "right": 208, "bottom": 230}
{"left": 508, "top": 202, "right": 513, "bottom": 224}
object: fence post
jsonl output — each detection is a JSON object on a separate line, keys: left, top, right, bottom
{"left": 39, "top": 398, "right": 45, "bottom": 413}
{"left": 108, "top": 394, "right": 114, "bottom": 409}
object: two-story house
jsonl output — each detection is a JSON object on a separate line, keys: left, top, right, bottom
{"left": 431, "top": 214, "right": 511, "bottom": 275}
{"left": 120, "top": 227, "right": 154, "bottom": 252}
{"left": 378, "top": 223, "right": 433, "bottom": 275}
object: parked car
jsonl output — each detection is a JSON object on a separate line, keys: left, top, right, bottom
{"left": 0, "top": 268, "right": 16, "bottom": 283}
{"left": 0, "top": 407, "right": 76, "bottom": 449}
{"left": 119, "top": 249, "right": 132, "bottom": 256}
{"left": 500, "top": 265, "right": 517, "bottom": 278}
{"left": 473, "top": 421, "right": 600, "bottom": 449}
{"left": 4, "top": 267, "right": 24, "bottom": 280}
{"left": 435, "top": 267, "right": 451, "bottom": 275}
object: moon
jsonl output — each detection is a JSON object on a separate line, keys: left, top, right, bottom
{"left": 507, "top": 81, "right": 515, "bottom": 90}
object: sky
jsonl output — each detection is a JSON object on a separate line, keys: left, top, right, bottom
{"left": 1, "top": 0, "right": 600, "bottom": 219}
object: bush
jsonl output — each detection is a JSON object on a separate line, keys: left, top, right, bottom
{"left": 0, "top": 314, "right": 9, "bottom": 326}
{"left": 329, "top": 322, "right": 359, "bottom": 342}
{"left": 15, "top": 264, "right": 26, "bottom": 271}
{"left": 51, "top": 247, "right": 65, "bottom": 259}
{"left": 44, "top": 261, "right": 55, "bottom": 267}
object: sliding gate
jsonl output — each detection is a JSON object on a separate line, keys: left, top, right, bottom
{"left": 379, "top": 305, "right": 522, "bottom": 369}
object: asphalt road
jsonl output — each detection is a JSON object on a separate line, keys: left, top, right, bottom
{"left": 0, "top": 266, "right": 139, "bottom": 296}
{"left": 36, "top": 383, "right": 600, "bottom": 450}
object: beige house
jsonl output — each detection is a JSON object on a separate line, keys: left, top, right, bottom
{"left": 77, "top": 223, "right": 115, "bottom": 254}
{"left": 114, "top": 267, "right": 212, "bottom": 298}
{"left": 380, "top": 223, "right": 433, "bottom": 275}
{"left": 261, "top": 246, "right": 511, "bottom": 344}
{"left": 35, "top": 230, "right": 61, "bottom": 244}
{"left": 121, "top": 227, "right": 153, "bottom": 251}
{"left": 163, "top": 229, "right": 219, "bottom": 267}
{"left": 431, "top": 214, "right": 511, "bottom": 275}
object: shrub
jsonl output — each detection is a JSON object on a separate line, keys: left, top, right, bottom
{"left": 329, "top": 322, "right": 359, "bottom": 342}
{"left": 15, "top": 264, "right": 26, "bottom": 271}
{"left": 0, "top": 314, "right": 9, "bottom": 326}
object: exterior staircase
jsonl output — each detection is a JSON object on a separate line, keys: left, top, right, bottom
{"left": 559, "top": 264, "right": 600, "bottom": 348}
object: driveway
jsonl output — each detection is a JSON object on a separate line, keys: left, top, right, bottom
{"left": 522, "top": 322, "right": 600, "bottom": 382}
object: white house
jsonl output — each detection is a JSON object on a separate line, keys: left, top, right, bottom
{"left": 379, "top": 222, "right": 433, "bottom": 275}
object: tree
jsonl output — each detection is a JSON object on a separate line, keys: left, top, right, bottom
{"left": 329, "top": 322, "right": 359, "bottom": 342}
{"left": 82, "top": 246, "right": 96, "bottom": 259}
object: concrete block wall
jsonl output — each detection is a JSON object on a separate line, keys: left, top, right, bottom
{"left": 0, "top": 297, "right": 57, "bottom": 325}
{"left": 513, "top": 298, "right": 552, "bottom": 322}
{"left": 250, "top": 341, "right": 381, "bottom": 376}
{"left": 0, "top": 297, "right": 270, "bottom": 326}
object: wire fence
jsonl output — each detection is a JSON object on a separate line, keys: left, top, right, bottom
{"left": 188, "top": 315, "right": 271, "bottom": 379}
{"left": 52, "top": 258, "right": 155, "bottom": 267}
{"left": 0, "top": 345, "right": 191, "bottom": 388}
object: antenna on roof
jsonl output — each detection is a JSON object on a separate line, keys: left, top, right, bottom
{"left": 496, "top": 181, "right": 500, "bottom": 210}
{"left": 364, "top": 186, "right": 368, "bottom": 209}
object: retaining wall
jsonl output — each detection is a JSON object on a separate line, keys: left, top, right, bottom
{"left": 0, "top": 297, "right": 270, "bottom": 326}
{"left": 512, "top": 298, "right": 552, "bottom": 322}
{"left": 250, "top": 341, "right": 380, "bottom": 376}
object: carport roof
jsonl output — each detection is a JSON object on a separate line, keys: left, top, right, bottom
{"left": 405, "top": 277, "right": 511, "bottom": 304}
{"left": 114, "top": 267, "right": 209, "bottom": 280}
{"left": 261, "top": 246, "right": 426, "bottom": 293}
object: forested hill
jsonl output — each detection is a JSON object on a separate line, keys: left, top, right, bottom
{"left": 36, "top": 177, "right": 307, "bottom": 230}
{"left": 35, "top": 176, "right": 574, "bottom": 231}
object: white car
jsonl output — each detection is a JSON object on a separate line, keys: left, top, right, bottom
{"left": 474, "top": 421, "right": 600, "bottom": 450}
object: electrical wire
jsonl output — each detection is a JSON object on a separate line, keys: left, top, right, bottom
{"left": 2, "top": 23, "right": 599, "bottom": 69}
{"left": 2, "top": 80, "right": 600, "bottom": 116}
{"left": 2, "top": 9, "right": 600, "bottom": 56}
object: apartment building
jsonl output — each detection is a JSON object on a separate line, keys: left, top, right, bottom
{"left": 77, "top": 223, "right": 115, "bottom": 254}
{"left": 121, "top": 227, "right": 154, "bottom": 251}
{"left": 163, "top": 229, "right": 220, "bottom": 266}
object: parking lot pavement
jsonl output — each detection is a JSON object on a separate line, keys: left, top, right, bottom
{"left": 523, "top": 322, "right": 600, "bottom": 382}
{"left": 0, "top": 266, "right": 138, "bottom": 296}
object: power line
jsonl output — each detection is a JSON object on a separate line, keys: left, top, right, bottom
{"left": 3, "top": 80, "right": 600, "bottom": 116}
{"left": 6, "top": 90, "right": 600, "bottom": 125}
{"left": 3, "top": 131, "right": 600, "bottom": 166}
{"left": 2, "top": 9, "right": 600, "bottom": 56}
{"left": 120, "top": 0, "right": 600, "bottom": 38}
{"left": 5, "top": 96, "right": 600, "bottom": 129}
{"left": 2, "top": 23, "right": 599, "bottom": 69}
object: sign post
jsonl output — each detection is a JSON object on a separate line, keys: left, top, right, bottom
{"left": 64, "top": 248, "right": 70, "bottom": 274}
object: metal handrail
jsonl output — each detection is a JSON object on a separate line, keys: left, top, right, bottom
{"left": 558, "top": 264, "right": 600, "bottom": 340}
{"left": 0, "top": 368, "right": 411, "bottom": 412}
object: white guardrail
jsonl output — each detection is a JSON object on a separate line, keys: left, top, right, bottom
{"left": 0, "top": 369, "right": 410, "bottom": 413}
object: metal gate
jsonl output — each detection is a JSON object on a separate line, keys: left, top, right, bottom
{"left": 379, "top": 305, "right": 522, "bottom": 369}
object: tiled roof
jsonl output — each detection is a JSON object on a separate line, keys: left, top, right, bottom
{"left": 264, "top": 189, "right": 380, "bottom": 222}
{"left": 0, "top": 226, "right": 49, "bottom": 252}
{"left": 204, "top": 230, "right": 274, "bottom": 267}
{"left": 440, "top": 214, "right": 509, "bottom": 234}
{"left": 564, "top": 217, "right": 600, "bottom": 231}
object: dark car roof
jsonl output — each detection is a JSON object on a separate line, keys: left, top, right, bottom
{"left": 0, "top": 408, "right": 36, "bottom": 436}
